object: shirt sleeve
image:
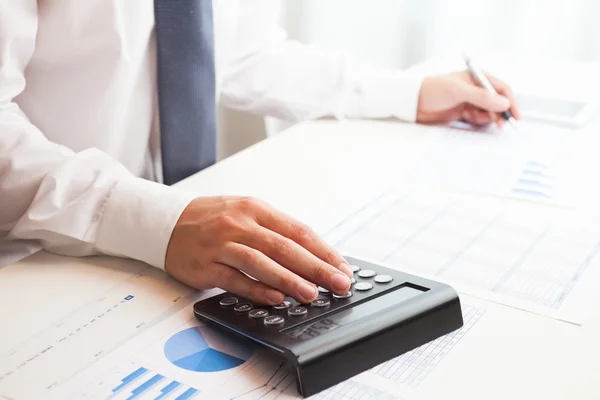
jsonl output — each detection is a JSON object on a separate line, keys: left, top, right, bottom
{"left": 0, "top": 1, "right": 195, "bottom": 269}
{"left": 219, "top": 1, "right": 425, "bottom": 123}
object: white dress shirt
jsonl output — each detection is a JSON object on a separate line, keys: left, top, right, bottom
{"left": 0, "top": 0, "right": 424, "bottom": 269}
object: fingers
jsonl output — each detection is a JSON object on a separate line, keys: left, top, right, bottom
{"left": 462, "top": 108, "right": 494, "bottom": 126}
{"left": 219, "top": 243, "right": 320, "bottom": 303}
{"left": 207, "top": 263, "right": 286, "bottom": 305}
{"left": 236, "top": 225, "right": 351, "bottom": 296}
{"left": 460, "top": 82, "right": 511, "bottom": 113}
{"left": 252, "top": 200, "right": 353, "bottom": 277}
{"left": 484, "top": 73, "right": 521, "bottom": 120}
{"left": 462, "top": 106, "right": 509, "bottom": 128}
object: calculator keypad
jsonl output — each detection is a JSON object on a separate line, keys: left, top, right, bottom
{"left": 288, "top": 306, "right": 308, "bottom": 316}
{"left": 357, "top": 269, "right": 376, "bottom": 278}
{"left": 249, "top": 309, "right": 269, "bottom": 319}
{"left": 264, "top": 315, "right": 285, "bottom": 326}
{"left": 374, "top": 274, "right": 393, "bottom": 284}
{"left": 311, "top": 298, "right": 331, "bottom": 308}
{"left": 234, "top": 303, "right": 253, "bottom": 313}
{"left": 273, "top": 301, "right": 292, "bottom": 310}
{"left": 219, "top": 297, "right": 238, "bottom": 306}
{"left": 354, "top": 282, "right": 373, "bottom": 291}
{"left": 211, "top": 263, "right": 406, "bottom": 332}
{"left": 332, "top": 291, "right": 352, "bottom": 299}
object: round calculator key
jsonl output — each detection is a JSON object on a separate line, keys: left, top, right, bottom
{"left": 233, "top": 303, "right": 253, "bottom": 313}
{"left": 272, "top": 301, "right": 292, "bottom": 310}
{"left": 357, "top": 269, "right": 377, "bottom": 278}
{"left": 311, "top": 298, "right": 331, "bottom": 308}
{"left": 318, "top": 286, "right": 330, "bottom": 294}
{"left": 249, "top": 309, "right": 269, "bottom": 319}
{"left": 354, "top": 282, "right": 373, "bottom": 291}
{"left": 351, "top": 277, "right": 357, "bottom": 284}
{"left": 374, "top": 274, "right": 394, "bottom": 284}
{"left": 332, "top": 291, "right": 353, "bottom": 299}
{"left": 219, "top": 297, "right": 238, "bottom": 307}
{"left": 351, "top": 264, "right": 361, "bottom": 273}
{"left": 288, "top": 306, "right": 308, "bottom": 317}
{"left": 264, "top": 315, "right": 285, "bottom": 326}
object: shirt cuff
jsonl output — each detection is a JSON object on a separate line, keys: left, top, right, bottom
{"left": 95, "top": 177, "right": 196, "bottom": 270}
{"left": 352, "top": 68, "right": 425, "bottom": 123}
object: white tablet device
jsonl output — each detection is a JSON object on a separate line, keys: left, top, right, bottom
{"left": 516, "top": 93, "right": 600, "bottom": 128}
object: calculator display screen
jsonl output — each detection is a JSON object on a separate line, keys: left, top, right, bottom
{"left": 284, "top": 285, "right": 424, "bottom": 341}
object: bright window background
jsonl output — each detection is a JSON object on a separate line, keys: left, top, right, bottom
{"left": 221, "top": 1, "right": 600, "bottom": 155}
{"left": 260, "top": 0, "right": 600, "bottom": 135}
{"left": 279, "top": 0, "right": 600, "bottom": 69}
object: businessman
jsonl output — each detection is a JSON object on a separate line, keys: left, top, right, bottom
{"left": 0, "top": 1, "right": 519, "bottom": 305}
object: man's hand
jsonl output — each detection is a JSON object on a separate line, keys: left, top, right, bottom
{"left": 416, "top": 71, "right": 521, "bottom": 127}
{"left": 165, "top": 196, "right": 353, "bottom": 305}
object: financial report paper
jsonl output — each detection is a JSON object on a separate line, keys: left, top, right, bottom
{"left": 37, "top": 300, "right": 486, "bottom": 400}
{"left": 325, "top": 185, "right": 600, "bottom": 324}
{"left": 406, "top": 120, "right": 578, "bottom": 206}
{"left": 0, "top": 239, "right": 485, "bottom": 399}
{"left": 2, "top": 185, "right": 598, "bottom": 399}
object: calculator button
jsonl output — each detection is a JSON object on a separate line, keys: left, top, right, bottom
{"left": 333, "top": 291, "right": 353, "bottom": 299}
{"left": 358, "top": 269, "right": 377, "bottom": 278}
{"left": 354, "top": 282, "right": 373, "bottom": 291}
{"left": 249, "top": 309, "right": 269, "bottom": 319}
{"left": 374, "top": 274, "right": 393, "bottom": 284}
{"left": 351, "top": 264, "right": 361, "bottom": 273}
{"left": 219, "top": 297, "right": 239, "bottom": 307}
{"left": 272, "top": 301, "right": 292, "bottom": 310}
{"left": 288, "top": 306, "right": 308, "bottom": 316}
{"left": 234, "top": 303, "right": 253, "bottom": 313}
{"left": 318, "top": 286, "right": 330, "bottom": 294}
{"left": 311, "top": 298, "right": 331, "bottom": 308}
{"left": 351, "top": 277, "right": 357, "bottom": 284}
{"left": 264, "top": 315, "right": 285, "bottom": 326}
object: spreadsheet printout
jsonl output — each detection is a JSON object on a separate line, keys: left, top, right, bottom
{"left": 325, "top": 185, "right": 600, "bottom": 323}
{"left": 42, "top": 300, "right": 485, "bottom": 400}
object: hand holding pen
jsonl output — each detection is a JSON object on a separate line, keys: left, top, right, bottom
{"left": 416, "top": 55, "right": 521, "bottom": 129}
{"left": 463, "top": 54, "right": 520, "bottom": 130}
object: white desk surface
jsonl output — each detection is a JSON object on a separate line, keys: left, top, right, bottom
{"left": 3, "top": 57, "right": 600, "bottom": 399}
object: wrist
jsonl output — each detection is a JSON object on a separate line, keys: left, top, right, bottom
{"left": 95, "top": 177, "right": 196, "bottom": 269}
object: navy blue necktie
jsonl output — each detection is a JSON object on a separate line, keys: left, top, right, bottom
{"left": 154, "top": 0, "right": 217, "bottom": 185}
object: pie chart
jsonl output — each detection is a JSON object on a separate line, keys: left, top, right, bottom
{"left": 164, "top": 325, "right": 254, "bottom": 372}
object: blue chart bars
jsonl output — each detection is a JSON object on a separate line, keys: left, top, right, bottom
{"left": 112, "top": 367, "right": 148, "bottom": 393}
{"left": 163, "top": 326, "right": 254, "bottom": 373}
{"left": 110, "top": 367, "right": 199, "bottom": 399}
{"left": 128, "top": 374, "right": 164, "bottom": 399}
{"left": 155, "top": 381, "right": 181, "bottom": 399}
{"left": 511, "top": 160, "right": 554, "bottom": 200}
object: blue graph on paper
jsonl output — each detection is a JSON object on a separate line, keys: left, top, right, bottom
{"left": 511, "top": 160, "right": 555, "bottom": 200}
{"left": 110, "top": 367, "right": 199, "bottom": 400}
{"left": 164, "top": 326, "right": 254, "bottom": 373}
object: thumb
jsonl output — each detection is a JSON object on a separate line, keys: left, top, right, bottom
{"left": 460, "top": 83, "right": 511, "bottom": 112}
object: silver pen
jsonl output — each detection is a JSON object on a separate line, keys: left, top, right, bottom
{"left": 463, "top": 54, "right": 518, "bottom": 131}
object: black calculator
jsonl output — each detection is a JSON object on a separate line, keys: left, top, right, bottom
{"left": 193, "top": 256, "right": 463, "bottom": 397}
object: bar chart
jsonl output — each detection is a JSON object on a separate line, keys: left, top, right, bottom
{"left": 79, "top": 362, "right": 201, "bottom": 400}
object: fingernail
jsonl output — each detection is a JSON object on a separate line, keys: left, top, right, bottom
{"left": 339, "top": 261, "right": 353, "bottom": 278}
{"left": 332, "top": 273, "right": 351, "bottom": 292}
{"left": 299, "top": 281, "right": 317, "bottom": 301}
{"left": 265, "top": 289, "right": 285, "bottom": 305}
